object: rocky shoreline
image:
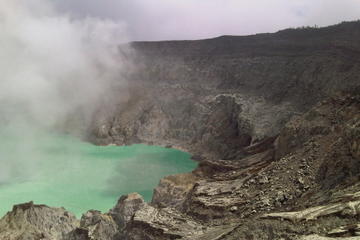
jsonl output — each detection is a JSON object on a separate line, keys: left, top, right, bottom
{"left": 0, "top": 91, "right": 359, "bottom": 239}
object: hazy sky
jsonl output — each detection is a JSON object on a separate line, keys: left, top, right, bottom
{"left": 52, "top": 0, "right": 360, "bottom": 41}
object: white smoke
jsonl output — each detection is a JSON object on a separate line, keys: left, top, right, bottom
{"left": 0, "top": 0, "right": 129, "bottom": 129}
{"left": 0, "top": 0, "right": 130, "bottom": 183}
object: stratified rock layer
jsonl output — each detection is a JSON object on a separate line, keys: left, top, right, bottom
{"left": 118, "top": 90, "right": 360, "bottom": 239}
{"left": 88, "top": 21, "right": 360, "bottom": 159}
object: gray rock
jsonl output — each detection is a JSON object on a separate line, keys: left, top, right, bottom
{"left": 109, "top": 193, "right": 146, "bottom": 230}
{"left": 67, "top": 210, "right": 118, "bottom": 240}
{"left": 0, "top": 202, "right": 78, "bottom": 240}
{"left": 152, "top": 173, "right": 199, "bottom": 209}
{"left": 86, "top": 22, "right": 360, "bottom": 160}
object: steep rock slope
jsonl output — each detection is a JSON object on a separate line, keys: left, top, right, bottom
{"left": 120, "top": 89, "right": 360, "bottom": 239}
{"left": 89, "top": 21, "right": 360, "bottom": 158}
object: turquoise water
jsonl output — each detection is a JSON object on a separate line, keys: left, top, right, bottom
{"left": 0, "top": 127, "right": 196, "bottom": 218}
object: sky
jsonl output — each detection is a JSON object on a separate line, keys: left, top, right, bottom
{"left": 52, "top": 0, "right": 360, "bottom": 41}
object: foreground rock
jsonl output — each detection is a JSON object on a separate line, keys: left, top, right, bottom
{"left": 67, "top": 210, "right": 118, "bottom": 240}
{"left": 117, "top": 194, "right": 237, "bottom": 240}
{"left": 152, "top": 173, "right": 199, "bottom": 209}
{"left": 0, "top": 202, "right": 78, "bottom": 240}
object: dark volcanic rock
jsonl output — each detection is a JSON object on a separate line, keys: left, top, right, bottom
{"left": 88, "top": 21, "right": 360, "bottom": 159}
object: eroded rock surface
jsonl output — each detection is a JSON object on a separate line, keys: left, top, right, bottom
{"left": 120, "top": 91, "right": 360, "bottom": 239}
{"left": 87, "top": 21, "right": 360, "bottom": 160}
{"left": 0, "top": 202, "right": 78, "bottom": 240}
{"left": 152, "top": 173, "right": 199, "bottom": 209}
{"left": 68, "top": 210, "right": 118, "bottom": 240}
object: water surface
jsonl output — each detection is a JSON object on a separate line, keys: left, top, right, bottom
{"left": 0, "top": 128, "right": 196, "bottom": 217}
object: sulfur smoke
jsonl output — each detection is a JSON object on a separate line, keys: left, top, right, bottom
{"left": 0, "top": 0, "right": 129, "bottom": 183}
{"left": 0, "top": 0, "right": 128, "bottom": 127}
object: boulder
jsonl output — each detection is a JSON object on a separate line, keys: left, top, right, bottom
{"left": 0, "top": 202, "right": 78, "bottom": 240}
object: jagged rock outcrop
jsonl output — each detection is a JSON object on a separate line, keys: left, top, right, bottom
{"left": 116, "top": 193, "right": 238, "bottom": 240}
{"left": 0, "top": 202, "right": 78, "bottom": 240}
{"left": 67, "top": 210, "right": 118, "bottom": 240}
{"left": 109, "top": 193, "right": 146, "bottom": 232}
{"left": 152, "top": 173, "right": 199, "bottom": 209}
{"left": 0, "top": 202, "right": 119, "bottom": 240}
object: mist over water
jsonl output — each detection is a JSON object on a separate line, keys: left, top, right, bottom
{"left": 0, "top": 0, "right": 129, "bottom": 131}
{"left": 0, "top": 0, "right": 196, "bottom": 218}
{"left": 0, "top": 128, "right": 195, "bottom": 217}
{"left": 0, "top": 0, "right": 128, "bottom": 181}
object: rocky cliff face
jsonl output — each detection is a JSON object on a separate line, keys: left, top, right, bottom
{"left": 1, "top": 21, "right": 360, "bottom": 240}
{"left": 88, "top": 21, "right": 360, "bottom": 159}
{"left": 97, "top": 89, "right": 360, "bottom": 240}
